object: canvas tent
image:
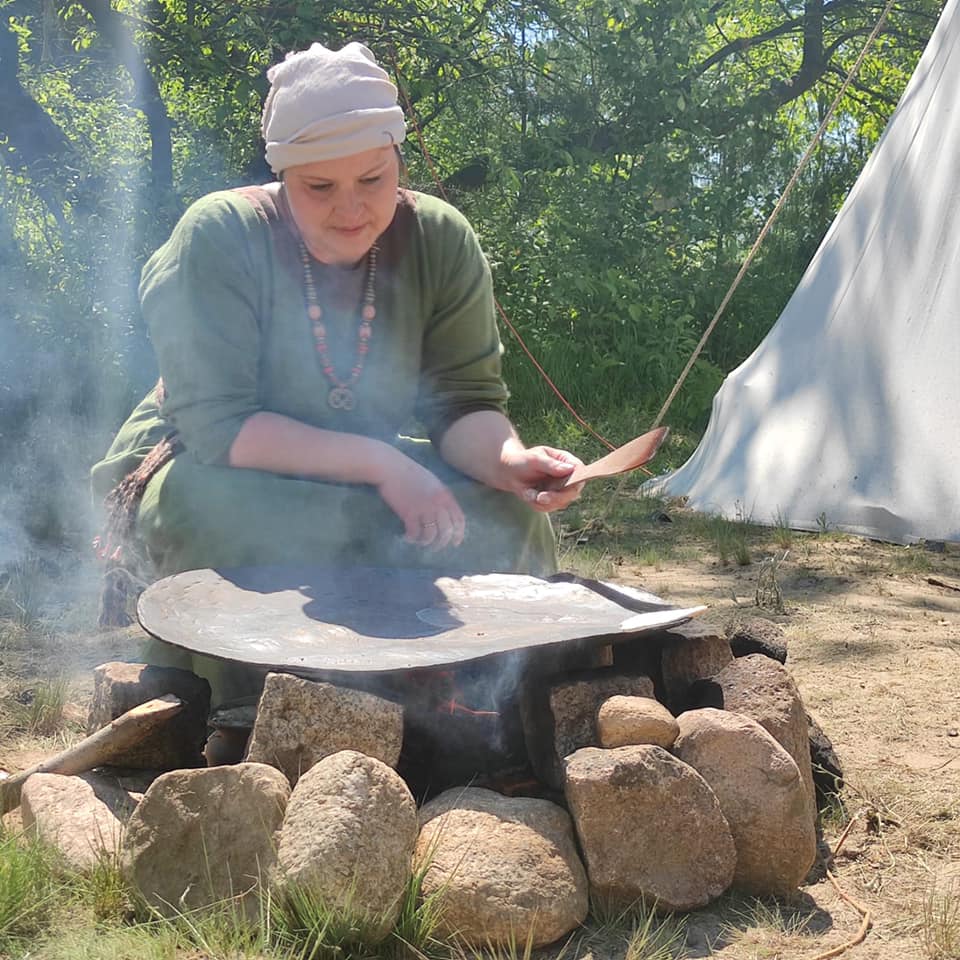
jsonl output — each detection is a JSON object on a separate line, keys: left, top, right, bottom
{"left": 646, "top": 0, "right": 960, "bottom": 544}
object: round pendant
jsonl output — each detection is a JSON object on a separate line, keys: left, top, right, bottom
{"left": 328, "top": 386, "right": 355, "bottom": 410}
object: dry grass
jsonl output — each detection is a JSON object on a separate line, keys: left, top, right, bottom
{"left": 920, "top": 879, "right": 960, "bottom": 959}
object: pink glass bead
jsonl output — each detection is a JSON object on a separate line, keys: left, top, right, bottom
{"left": 308, "top": 304, "right": 323, "bottom": 321}
{"left": 362, "top": 304, "right": 376, "bottom": 321}
{"left": 359, "top": 324, "right": 371, "bottom": 340}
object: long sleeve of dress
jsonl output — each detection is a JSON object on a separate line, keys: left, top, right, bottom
{"left": 414, "top": 200, "right": 509, "bottom": 442}
{"left": 139, "top": 193, "right": 268, "bottom": 465}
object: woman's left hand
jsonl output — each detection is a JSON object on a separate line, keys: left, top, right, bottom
{"left": 501, "top": 445, "right": 585, "bottom": 513}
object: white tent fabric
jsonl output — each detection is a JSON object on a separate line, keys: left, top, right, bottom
{"left": 646, "top": 0, "right": 960, "bottom": 544}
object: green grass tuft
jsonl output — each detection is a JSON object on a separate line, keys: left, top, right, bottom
{"left": 0, "top": 554, "right": 55, "bottom": 634}
{"left": 386, "top": 861, "right": 449, "bottom": 960}
{"left": 773, "top": 509, "right": 795, "bottom": 550}
{"left": 17, "top": 676, "right": 71, "bottom": 737}
{"left": 588, "top": 896, "right": 686, "bottom": 960}
{"left": 890, "top": 547, "right": 933, "bottom": 574}
{"left": 0, "top": 831, "right": 61, "bottom": 950}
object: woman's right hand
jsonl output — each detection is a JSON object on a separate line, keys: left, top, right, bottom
{"left": 375, "top": 451, "right": 466, "bottom": 550}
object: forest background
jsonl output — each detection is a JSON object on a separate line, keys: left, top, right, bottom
{"left": 0, "top": 0, "right": 946, "bottom": 561}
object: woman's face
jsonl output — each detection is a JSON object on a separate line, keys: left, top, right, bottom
{"left": 282, "top": 146, "right": 400, "bottom": 265}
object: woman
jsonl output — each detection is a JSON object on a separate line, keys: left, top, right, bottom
{"left": 92, "top": 42, "right": 583, "bottom": 700}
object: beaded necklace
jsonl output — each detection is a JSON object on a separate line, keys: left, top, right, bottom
{"left": 298, "top": 240, "right": 377, "bottom": 411}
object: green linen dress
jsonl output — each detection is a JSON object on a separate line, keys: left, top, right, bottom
{"left": 92, "top": 184, "right": 556, "bottom": 702}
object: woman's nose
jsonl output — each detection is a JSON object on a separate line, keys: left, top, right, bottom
{"left": 337, "top": 188, "right": 363, "bottom": 216}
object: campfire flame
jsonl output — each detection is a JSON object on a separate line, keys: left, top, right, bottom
{"left": 438, "top": 698, "right": 500, "bottom": 718}
{"left": 433, "top": 670, "right": 500, "bottom": 718}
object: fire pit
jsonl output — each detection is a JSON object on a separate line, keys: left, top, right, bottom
{"left": 137, "top": 565, "right": 706, "bottom": 794}
{"left": 16, "top": 565, "right": 827, "bottom": 941}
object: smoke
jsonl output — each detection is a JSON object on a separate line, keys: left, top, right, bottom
{"left": 0, "top": 141, "right": 156, "bottom": 621}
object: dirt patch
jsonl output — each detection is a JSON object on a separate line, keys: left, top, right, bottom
{"left": 578, "top": 515, "right": 960, "bottom": 959}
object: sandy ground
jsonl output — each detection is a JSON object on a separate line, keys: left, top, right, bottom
{"left": 601, "top": 531, "right": 960, "bottom": 960}
{"left": 1, "top": 524, "right": 958, "bottom": 959}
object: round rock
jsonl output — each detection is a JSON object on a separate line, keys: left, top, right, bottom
{"left": 564, "top": 745, "right": 735, "bottom": 911}
{"left": 726, "top": 618, "right": 788, "bottom": 663}
{"left": 674, "top": 708, "right": 817, "bottom": 895}
{"left": 415, "top": 787, "right": 588, "bottom": 948}
{"left": 276, "top": 750, "right": 417, "bottom": 942}
{"left": 121, "top": 763, "right": 289, "bottom": 919}
{"left": 711, "top": 655, "right": 817, "bottom": 828}
{"left": 597, "top": 695, "right": 679, "bottom": 748}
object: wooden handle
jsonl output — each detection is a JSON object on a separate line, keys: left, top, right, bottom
{"left": 563, "top": 426, "right": 670, "bottom": 488}
{"left": 0, "top": 695, "right": 184, "bottom": 815}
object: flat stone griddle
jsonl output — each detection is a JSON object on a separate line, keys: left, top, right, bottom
{"left": 138, "top": 566, "right": 706, "bottom": 676}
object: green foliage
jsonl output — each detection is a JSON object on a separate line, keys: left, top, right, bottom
{"left": 0, "top": 0, "right": 942, "bottom": 553}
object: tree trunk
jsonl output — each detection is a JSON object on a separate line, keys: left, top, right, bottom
{"left": 75, "top": 0, "right": 174, "bottom": 192}
{"left": 0, "top": 20, "right": 73, "bottom": 176}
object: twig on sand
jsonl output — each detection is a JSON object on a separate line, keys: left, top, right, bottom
{"left": 805, "top": 812, "right": 873, "bottom": 960}
{"left": 831, "top": 811, "right": 861, "bottom": 860}
{"left": 926, "top": 575, "right": 960, "bottom": 593}
{"left": 807, "top": 870, "right": 873, "bottom": 960}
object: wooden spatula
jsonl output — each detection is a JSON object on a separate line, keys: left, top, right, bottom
{"left": 562, "top": 426, "right": 670, "bottom": 488}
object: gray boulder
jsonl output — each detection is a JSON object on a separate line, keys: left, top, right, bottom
{"left": 727, "top": 617, "right": 788, "bottom": 663}
{"left": 245, "top": 673, "right": 403, "bottom": 785}
{"left": 674, "top": 709, "right": 817, "bottom": 895}
{"left": 87, "top": 662, "right": 210, "bottom": 769}
{"left": 564, "top": 745, "right": 735, "bottom": 911}
{"left": 524, "top": 668, "right": 655, "bottom": 788}
{"left": 415, "top": 787, "right": 588, "bottom": 947}
{"left": 660, "top": 622, "right": 733, "bottom": 709}
{"left": 121, "top": 763, "right": 289, "bottom": 918}
{"left": 711, "top": 655, "right": 818, "bottom": 827}
{"left": 21, "top": 772, "right": 138, "bottom": 870}
{"left": 276, "top": 751, "right": 417, "bottom": 942}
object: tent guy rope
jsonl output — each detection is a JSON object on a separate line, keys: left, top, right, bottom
{"left": 590, "top": 0, "right": 900, "bottom": 532}
{"left": 393, "top": 0, "right": 897, "bottom": 530}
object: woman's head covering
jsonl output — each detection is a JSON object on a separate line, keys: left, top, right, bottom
{"left": 261, "top": 41, "right": 406, "bottom": 174}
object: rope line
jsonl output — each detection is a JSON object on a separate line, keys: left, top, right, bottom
{"left": 650, "top": 0, "right": 897, "bottom": 431}
{"left": 392, "top": 66, "right": 616, "bottom": 451}
{"left": 389, "top": 0, "right": 897, "bottom": 506}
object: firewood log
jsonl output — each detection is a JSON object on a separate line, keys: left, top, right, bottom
{"left": 0, "top": 695, "right": 183, "bottom": 815}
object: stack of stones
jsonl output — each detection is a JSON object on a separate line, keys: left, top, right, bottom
{"left": 17, "top": 617, "right": 839, "bottom": 948}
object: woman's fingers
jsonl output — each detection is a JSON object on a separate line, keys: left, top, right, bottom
{"left": 421, "top": 502, "right": 466, "bottom": 550}
{"left": 531, "top": 480, "right": 585, "bottom": 512}
{"left": 405, "top": 499, "right": 466, "bottom": 550}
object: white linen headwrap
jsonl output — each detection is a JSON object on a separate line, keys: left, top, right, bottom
{"left": 261, "top": 41, "right": 407, "bottom": 174}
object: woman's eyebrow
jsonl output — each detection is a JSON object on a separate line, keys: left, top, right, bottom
{"left": 358, "top": 159, "right": 389, "bottom": 177}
